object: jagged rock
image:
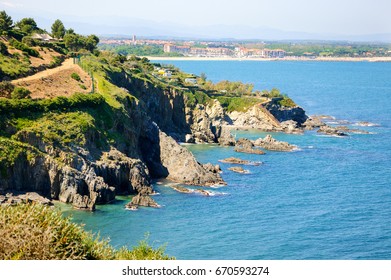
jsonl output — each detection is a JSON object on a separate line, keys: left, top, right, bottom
{"left": 72, "top": 194, "right": 96, "bottom": 210}
{"left": 234, "top": 138, "right": 265, "bottom": 155}
{"left": 185, "top": 134, "right": 195, "bottom": 143}
{"left": 253, "top": 134, "right": 298, "bottom": 151}
{"left": 188, "top": 104, "right": 217, "bottom": 143}
{"left": 94, "top": 149, "right": 153, "bottom": 195}
{"left": 185, "top": 100, "right": 231, "bottom": 143}
{"left": 228, "top": 166, "right": 250, "bottom": 174}
{"left": 280, "top": 120, "right": 303, "bottom": 134}
{"left": 202, "top": 163, "right": 221, "bottom": 174}
{"left": 303, "top": 116, "right": 327, "bottom": 130}
{"left": 126, "top": 194, "right": 160, "bottom": 209}
{"left": 157, "top": 130, "right": 226, "bottom": 186}
{"left": 218, "top": 126, "right": 236, "bottom": 146}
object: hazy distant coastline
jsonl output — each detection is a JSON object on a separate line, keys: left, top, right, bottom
{"left": 145, "top": 56, "right": 391, "bottom": 62}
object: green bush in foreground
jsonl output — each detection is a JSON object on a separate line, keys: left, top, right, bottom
{"left": 0, "top": 203, "right": 174, "bottom": 260}
{"left": 11, "top": 87, "right": 31, "bottom": 99}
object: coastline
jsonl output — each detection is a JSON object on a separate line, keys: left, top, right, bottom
{"left": 145, "top": 56, "right": 391, "bottom": 62}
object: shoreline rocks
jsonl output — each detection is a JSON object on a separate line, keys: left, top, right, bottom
{"left": 0, "top": 192, "right": 53, "bottom": 207}
{"left": 304, "top": 115, "right": 371, "bottom": 136}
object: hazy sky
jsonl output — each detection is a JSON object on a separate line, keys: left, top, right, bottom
{"left": 1, "top": 0, "right": 391, "bottom": 39}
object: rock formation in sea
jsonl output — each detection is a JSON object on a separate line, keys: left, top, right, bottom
{"left": 234, "top": 138, "right": 265, "bottom": 155}
{"left": 219, "top": 157, "right": 262, "bottom": 166}
{"left": 253, "top": 134, "right": 298, "bottom": 151}
{"left": 228, "top": 166, "right": 250, "bottom": 174}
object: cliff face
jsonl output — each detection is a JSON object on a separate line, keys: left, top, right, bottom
{"left": 265, "top": 100, "right": 308, "bottom": 125}
{"left": 0, "top": 85, "right": 225, "bottom": 210}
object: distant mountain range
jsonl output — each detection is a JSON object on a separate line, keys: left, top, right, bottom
{"left": 9, "top": 11, "right": 391, "bottom": 43}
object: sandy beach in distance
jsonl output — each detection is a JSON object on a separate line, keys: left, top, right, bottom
{"left": 145, "top": 56, "right": 391, "bottom": 62}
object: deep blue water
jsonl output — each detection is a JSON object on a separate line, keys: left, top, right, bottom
{"left": 61, "top": 61, "right": 391, "bottom": 259}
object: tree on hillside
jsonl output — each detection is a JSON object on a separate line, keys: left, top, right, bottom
{"left": 0, "top": 10, "right": 13, "bottom": 34}
{"left": 85, "top": 34, "right": 99, "bottom": 52}
{"left": 51, "top": 19, "right": 65, "bottom": 39}
{"left": 66, "top": 28, "right": 75, "bottom": 35}
{"left": 16, "top": 18, "right": 38, "bottom": 34}
{"left": 63, "top": 33, "right": 80, "bottom": 51}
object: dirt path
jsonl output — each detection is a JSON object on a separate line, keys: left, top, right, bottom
{"left": 12, "top": 58, "right": 75, "bottom": 83}
{"left": 11, "top": 58, "right": 93, "bottom": 99}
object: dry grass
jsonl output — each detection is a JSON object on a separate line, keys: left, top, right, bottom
{"left": 13, "top": 64, "right": 92, "bottom": 99}
{"left": 0, "top": 203, "right": 173, "bottom": 260}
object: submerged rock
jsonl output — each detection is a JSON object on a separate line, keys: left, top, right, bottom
{"left": 171, "top": 185, "right": 193, "bottom": 194}
{"left": 335, "top": 126, "right": 370, "bottom": 135}
{"left": 219, "top": 157, "right": 262, "bottom": 166}
{"left": 228, "top": 166, "right": 250, "bottom": 174}
{"left": 317, "top": 125, "right": 349, "bottom": 137}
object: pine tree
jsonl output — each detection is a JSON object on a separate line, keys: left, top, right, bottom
{"left": 0, "top": 10, "right": 13, "bottom": 34}
{"left": 51, "top": 19, "right": 65, "bottom": 39}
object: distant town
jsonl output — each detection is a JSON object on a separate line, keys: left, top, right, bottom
{"left": 99, "top": 36, "right": 391, "bottom": 59}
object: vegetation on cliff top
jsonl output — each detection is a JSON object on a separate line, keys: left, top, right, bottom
{"left": 0, "top": 203, "right": 173, "bottom": 260}
{"left": 0, "top": 10, "right": 99, "bottom": 81}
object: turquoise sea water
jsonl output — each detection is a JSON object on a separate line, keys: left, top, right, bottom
{"left": 62, "top": 61, "right": 391, "bottom": 259}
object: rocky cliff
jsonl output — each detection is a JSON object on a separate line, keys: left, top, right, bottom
{"left": 0, "top": 55, "right": 308, "bottom": 210}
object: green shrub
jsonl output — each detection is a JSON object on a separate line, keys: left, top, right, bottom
{"left": 216, "top": 96, "right": 260, "bottom": 112}
{"left": 22, "top": 36, "right": 36, "bottom": 47}
{"left": 9, "top": 38, "right": 39, "bottom": 57}
{"left": 278, "top": 95, "right": 296, "bottom": 107}
{"left": 11, "top": 87, "right": 31, "bottom": 99}
{"left": 79, "top": 84, "right": 87, "bottom": 90}
{"left": 71, "top": 72, "right": 81, "bottom": 82}
{"left": 0, "top": 81, "right": 14, "bottom": 98}
{"left": 0, "top": 203, "right": 173, "bottom": 260}
{"left": 0, "top": 93, "right": 105, "bottom": 115}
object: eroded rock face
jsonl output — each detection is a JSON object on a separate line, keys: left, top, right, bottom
{"left": 228, "top": 105, "right": 281, "bottom": 131}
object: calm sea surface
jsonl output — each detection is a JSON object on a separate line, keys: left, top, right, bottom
{"left": 61, "top": 61, "right": 391, "bottom": 259}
